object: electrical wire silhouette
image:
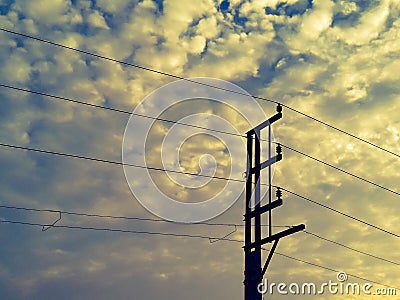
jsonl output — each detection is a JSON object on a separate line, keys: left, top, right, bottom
{"left": 1, "top": 28, "right": 399, "bottom": 160}
{"left": 1, "top": 203, "right": 398, "bottom": 266}
{"left": 303, "top": 230, "right": 400, "bottom": 266}
{"left": 280, "top": 187, "right": 400, "bottom": 238}
{"left": 0, "top": 141, "right": 245, "bottom": 183}
{"left": 1, "top": 141, "right": 399, "bottom": 239}
{"left": 271, "top": 250, "right": 398, "bottom": 290}
{"left": 1, "top": 83, "right": 400, "bottom": 197}
{"left": 0, "top": 218, "right": 397, "bottom": 290}
{"left": 0, "top": 204, "right": 286, "bottom": 228}
{"left": 0, "top": 83, "right": 243, "bottom": 137}
{"left": 280, "top": 144, "right": 400, "bottom": 197}
{"left": 0, "top": 219, "right": 240, "bottom": 241}
{"left": 1, "top": 28, "right": 399, "bottom": 292}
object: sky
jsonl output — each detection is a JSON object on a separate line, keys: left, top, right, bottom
{"left": 0, "top": 0, "right": 399, "bottom": 299}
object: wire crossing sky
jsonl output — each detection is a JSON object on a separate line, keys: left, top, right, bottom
{"left": 1, "top": 203, "right": 399, "bottom": 266}
{"left": 1, "top": 140, "right": 400, "bottom": 239}
{"left": 2, "top": 83, "right": 400, "bottom": 197}
{"left": 1, "top": 27, "right": 400, "bottom": 159}
{"left": 0, "top": 218, "right": 398, "bottom": 291}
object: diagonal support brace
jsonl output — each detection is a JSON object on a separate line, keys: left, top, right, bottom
{"left": 42, "top": 211, "right": 62, "bottom": 231}
{"left": 260, "top": 239, "right": 279, "bottom": 280}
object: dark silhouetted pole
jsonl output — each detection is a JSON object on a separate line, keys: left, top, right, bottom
{"left": 244, "top": 105, "right": 305, "bottom": 299}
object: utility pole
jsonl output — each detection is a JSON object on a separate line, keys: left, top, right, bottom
{"left": 244, "top": 104, "right": 305, "bottom": 300}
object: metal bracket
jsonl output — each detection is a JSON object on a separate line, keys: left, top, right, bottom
{"left": 244, "top": 224, "right": 305, "bottom": 250}
{"left": 209, "top": 225, "right": 237, "bottom": 243}
{"left": 42, "top": 211, "right": 62, "bottom": 231}
{"left": 260, "top": 239, "right": 279, "bottom": 280}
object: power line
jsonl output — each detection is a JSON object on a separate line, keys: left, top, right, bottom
{"left": 0, "top": 141, "right": 245, "bottom": 183}
{"left": 0, "top": 204, "right": 287, "bottom": 228}
{"left": 0, "top": 84, "right": 243, "bottom": 138}
{"left": 1, "top": 28, "right": 398, "bottom": 292}
{"left": 1, "top": 141, "right": 399, "bottom": 239}
{"left": 0, "top": 219, "right": 241, "bottom": 241}
{"left": 284, "top": 105, "right": 400, "bottom": 160}
{"left": 2, "top": 83, "right": 400, "bottom": 198}
{"left": 281, "top": 144, "right": 400, "bottom": 197}
{"left": 1, "top": 203, "right": 397, "bottom": 266}
{"left": 281, "top": 187, "right": 400, "bottom": 239}
{"left": 272, "top": 251, "right": 398, "bottom": 290}
{"left": 1, "top": 28, "right": 399, "bottom": 160}
{"left": 0, "top": 218, "right": 397, "bottom": 290}
{"left": 304, "top": 230, "right": 400, "bottom": 266}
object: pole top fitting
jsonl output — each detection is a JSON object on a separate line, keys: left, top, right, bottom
{"left": 276, "top": 143, "right": 282, "bottom": 155}
{"left": 276, "top": 187, "right": 282, "bottom": 200}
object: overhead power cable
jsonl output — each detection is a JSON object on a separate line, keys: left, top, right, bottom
{"left": 1, "top": 83, "right": 399, "bottom": 198}
{"left": 1, "top": 203, "right": 398, "bottom": 266}
{"left": 0, "top": 141, "right": 245, "bottom": 183}
{"left": 1, "top": 28, "right": 399, "bottom": 293}
{"left": 281, "top": 144, "right": 400, "bottom": 197}
{"left": 280, "top": 187, "right": 400, "bottom": 239}
{"left": 1, "top": 28, "right": 399, "bottom": 160}
{"left": 272, "top": 251, "right": 398, "bottom": 290}
{"left": 0, "top": 141, "right": 399, "bottom": 239}
{"left": 0, "top": 219, "right": 240, "bottom": 241}
{"left": 303, "top": 230, "right": 400, "bottom": 266}
{"left": 0, "top": 218, "right": 397, "bottom": 290}
{"left": 0, "top": 83, "right": 243, "bottom": 137}
{"left": 0, "top": 204, "right": 287, "bottom": 228}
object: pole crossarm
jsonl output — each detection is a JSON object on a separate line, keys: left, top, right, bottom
{"left": 246, "top": 105, "right": 282, "bottom": 135}
{"left": 248, "top": 153, "right": 282, "bottom": 174}
{"left": 245, "top": 199, "right": 283, "bottom": 219}
{"left": 244, "top": 224, "right": 305, "bottom": 251}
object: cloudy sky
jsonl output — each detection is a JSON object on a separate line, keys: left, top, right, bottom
{"left": 0, "top": 0, "right": 400, "bottom": 299}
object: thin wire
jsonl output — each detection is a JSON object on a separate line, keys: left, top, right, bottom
{"left": 281, "top": 144, "right": 400, "bottom": 197}
{"left": 0, "top": 142, "right": 245, "bottom": 183}
{"left": 304, "top": 230, "right": 400, "bottom": 266}
{"left": 0, "top": 204, "right": 287, "bottom": 228}
{"left": 1, "top": 141, "right": 399, "bottom": 239}
{"left": 0, "top": 218, "right": 397, "bottom": 290}
{"left": 0, "top": 28, "right": 398, "bottom": 290}
{"left": 283, "top": 105, "right": 400, "bottom": 160}
{"left": 0, "top": 219, "right": 242, "bottom": 241}
{"left": 2, "top": 83, "right": 400, "bottom": 198}
{"left": 1, "top": 203, "right": 397, "bottom": 266}
{"left": 1, "top": 27, "right": 399, "bottom": 159}
{"left": 272, "top": 251, "right": 398, "bottom": 290}
{"left": 280, "top": 187, "right": 400, "bottom": 238}
{"left": 0, "top": 84, "right": 243, "bottom": 138}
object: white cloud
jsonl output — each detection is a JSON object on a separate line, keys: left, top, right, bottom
{"left": 300, "top": 0, "right": 334, "bottom": 39}
{"left": 331, "top": 0, "right": 391, "bottom": 45}
{"left": 13, "top": 0, "right": 72, "bottom": 26}
{"left": 95, "top": 0, "right": 132, "bottom": 14}
{"left": 2, "top": 47, "right": 31, "bottom": 83}
{"left": 87, "top": 10, "right": 109, "bottom": 30}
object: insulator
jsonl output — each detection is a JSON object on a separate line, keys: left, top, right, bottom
{"left": 277, "top": 104, "right": 282, "bottom": 113}
{"left": 276, "top": 143, "right": 282, "bottom": 154}
{"left": 276, "top": 188, "right": 282, "bottom": 200}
